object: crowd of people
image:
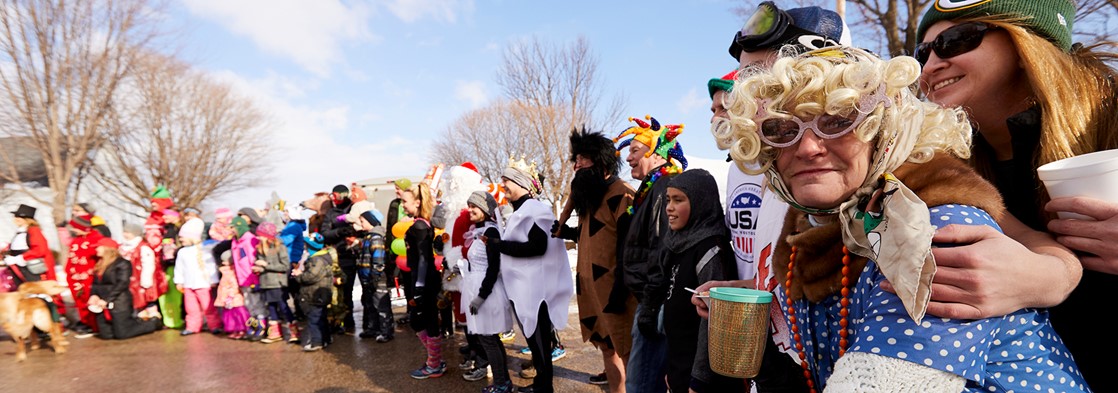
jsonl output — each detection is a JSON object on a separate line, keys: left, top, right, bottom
{"left": 3, "top": 0, "right": 1117, "bottom": 392}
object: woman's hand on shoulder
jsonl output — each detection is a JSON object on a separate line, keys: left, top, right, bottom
{"left": 882, "top": 224, "right": 1055, "bottom": 320}
{"left": 1046, "top": 196, "right": 1118, "bottom": 275}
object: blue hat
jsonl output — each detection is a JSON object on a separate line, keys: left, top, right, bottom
{"left": 304, "top": 233, "right": 325, "bottom": 251}
{"left": 729, "top": 2, "right": 850, "bottom": 60}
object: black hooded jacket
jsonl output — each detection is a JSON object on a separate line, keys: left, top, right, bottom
{"left": 320, "top": 199, "right": 357, "bottom": 264}
{"left": 651, "top": 169, "right": 742, "bottom": 392}
{"left": 620, "top": 164, "right": 675, "bottom": 301}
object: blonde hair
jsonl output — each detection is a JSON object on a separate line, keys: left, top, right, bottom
{"left": 406, "top": 183, "right": 435, "bottom": 221}
{"left": 726, "top": 46, "right": 972, "bottom": 176}
{"left": 94, "top": 248, "right": 120, "bottom": 277}
{"left": 962, "top": 17, "right": 1118, "bottom": 210}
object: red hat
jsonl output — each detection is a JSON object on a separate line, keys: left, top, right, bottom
{"left": 69, "top": 215, "right": 93, "bottom": 232}
{"left": 461, "top": 162, "right": 478, "bottom": 173}
{"left": 96, "top": 237, "right": 119, "bottom": 249}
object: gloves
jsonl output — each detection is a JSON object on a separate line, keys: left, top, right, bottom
{"left": 4, "top": 255, "right": 25, "bottom": 267}
{"left": 637, "top": 305, "right": 660, "bottom": 338}
{"left": 550, "top": 220, "right": 577, "bottom": 240}
{"left": 411, "top": 293, "right": 424, "bottom": 307}
{"left": 469, "top": 296, "right": 485, "bottom": 315}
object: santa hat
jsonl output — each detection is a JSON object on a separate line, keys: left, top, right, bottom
{"left": 461, "top": 162, "right": 479, "bottom": 173}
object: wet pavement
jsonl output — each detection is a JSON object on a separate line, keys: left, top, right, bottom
{"left": 0, "top": 299, "right": 610, "bottom": 393}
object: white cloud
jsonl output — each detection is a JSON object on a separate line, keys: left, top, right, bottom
{"left": 205, "top": 69, "right": 431, "bottom": 211}
{"left": 454, "top": 80, "right": 487, "bottom": 108}
{"left": 677, "top": 87, "right": 709, "bottom": 115}
{"left": 386, "top": 0, "right": 475, "bottom": 23}
{"left": 182, "top": 0, "right": 375, "bottom": 77}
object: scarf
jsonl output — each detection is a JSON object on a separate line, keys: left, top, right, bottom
{"left": 773, "top": 154, "right": 1005, "bottom": 322}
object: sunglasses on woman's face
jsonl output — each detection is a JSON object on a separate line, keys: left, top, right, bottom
{"left": 756, "top": 85, "right": 889, "bottom": 148}
{"left": 914, "top": 22, "right": 991, "bottom": 66}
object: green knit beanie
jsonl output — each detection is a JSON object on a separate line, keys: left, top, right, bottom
{"left": 916, "top": 0, "right": 1076, "bottom": 52}
{"left": 707, "top": 69, "right": 739, "bottom": 99}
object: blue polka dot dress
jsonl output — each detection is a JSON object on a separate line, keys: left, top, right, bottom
{"left": 777, "top": 204, "right": 1091, "bottom": 392}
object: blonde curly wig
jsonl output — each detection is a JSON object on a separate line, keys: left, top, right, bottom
{"left": 725, "top": 46, "right": 972, "bottom": 178}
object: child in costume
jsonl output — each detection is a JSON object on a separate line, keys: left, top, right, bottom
{"left": 293, "top": 233, "right": 333, "bottom": 352}
{"left": 252, "top": 222, "right": 293, "bottom": 344}
{"left": 460, "top": 191, "right": 515, "bottom": 391}
{"left": 230, "top": 216, "right": 265, "bottom": 340}
{"left": 129, "top": 229, "right": 166, "bottom": 320}
{"left": 216, "top": 250, "right": 249, "bottom": 339}
{"left": 173, "top": 218, "right": 220, "bottom": 335}
{"left": 348, "top": 201, "right": 395, "bottom": 342}
{"left": 403, "top": 183, "right": 446, "bottom": 380}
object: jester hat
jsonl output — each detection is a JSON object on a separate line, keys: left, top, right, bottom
{"left": 614, "top": 115, "right": 687, "bottom": 170}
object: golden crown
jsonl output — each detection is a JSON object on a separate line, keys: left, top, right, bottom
{"left": 508, "top": 154, "right": 539, "bottom": 179}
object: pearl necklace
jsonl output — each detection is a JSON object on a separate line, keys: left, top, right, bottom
{"left": 785, "top": 246, "right": 851, "bottom": 393}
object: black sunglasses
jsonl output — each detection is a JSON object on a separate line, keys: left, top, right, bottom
{"left": 914, "top": 22, "right": 992, "bottom": 66}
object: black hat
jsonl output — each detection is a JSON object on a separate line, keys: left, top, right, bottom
{"left": 12, "top": 204, "right": 36, "bottom": 219}
{"left": 332, "top": 184, "right": 350, "bottom": 194}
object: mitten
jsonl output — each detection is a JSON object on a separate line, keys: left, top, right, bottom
{"left": 469, "top": 296, "right": 485, "bottom": 315}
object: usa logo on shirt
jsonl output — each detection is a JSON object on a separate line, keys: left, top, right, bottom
{"left": 726, "top": 183, "right": 762, "bottom": 267}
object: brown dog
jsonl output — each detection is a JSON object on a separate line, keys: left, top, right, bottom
{"left": 0, "top": 281, "right": 70, "bottom": 361}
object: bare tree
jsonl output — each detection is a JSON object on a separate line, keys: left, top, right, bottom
{"left": 846, "top": 0, "right": 931, "bottom": 57}
{"left": 93, "top": 53, "right": 273, "bottom": 211}
{"left": 1075, "top": 0, "right": 1118, "bottom": 45}
{"left": 431, "top": 100, "right": 538, "bottom": 183}
{"left": 0, "top": 0, "right": 163, "bottom": 223}
{"left": 492, "top": 36, "right": 625, "bottom": 213}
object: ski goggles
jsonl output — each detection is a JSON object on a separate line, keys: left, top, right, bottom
{"left": 914, "top": 22, "right": 992, "bottom": 66}
{"left": 756, "top": 85, "right": 889, "bottom": 148}
{"left": 732, "top": 2, "right": 798, "bottom": 53}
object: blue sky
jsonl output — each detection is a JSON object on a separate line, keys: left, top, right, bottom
{"left": 170, "top": 0, "right": 759, "bottom": 209}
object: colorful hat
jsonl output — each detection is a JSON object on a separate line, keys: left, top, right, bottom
{"left": 232, "top": 216, "right": 250, "bottom": 238}
{"left": 708, "top": 69, "right": 739, "bottom": 99}
{"left": 162, "top": 209, "right": 180, "bottom": 218}
{"left": 614, "top": 115, "right": 687, "bottom": 170}
{"left": 95, "top": 237, "right": 119, "bottom": 249}
{"left": 917, "top": 0, "right": 1075, "bottom": 51}
{"left": 69, "top": 215, "right": 93, "bottom": 232}
{"left": 90, "top": 216, "right": 106, "bottom": 227}
{"left": 394, "top": 178, "right": 412, "bottom": 190}
{"left": 304, "top": 233, "right": 325, "bottom": 251}
{"left": 150, "top": 185, "right": 173, "bottom": 210}
{"left": 214, "top": 208, "right": 234, "bottom": 220}
{"left": 255, "top": 222, "right": 278, "bottom": 240}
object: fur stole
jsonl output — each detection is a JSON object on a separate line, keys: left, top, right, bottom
{"left": 774, "top": 154, "right": 1006, "bottom": 302}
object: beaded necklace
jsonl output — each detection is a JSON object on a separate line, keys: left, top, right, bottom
{"left": 785, "top": 245, "right": 851, "bottom": 393}
{"left": 628, "top": 164, "right": 681, "bottom": 215}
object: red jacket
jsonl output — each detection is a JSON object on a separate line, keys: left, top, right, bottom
{"left": 14, "top": 226, "right": 57, "bottom": 282}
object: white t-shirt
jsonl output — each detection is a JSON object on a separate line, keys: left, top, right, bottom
{"left": 725, "top": 162, "right": 796, "bottom": 361}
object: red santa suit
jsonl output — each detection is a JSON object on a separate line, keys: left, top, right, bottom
{"left": 66, "top": 216, "right": 103, "bottom": 330}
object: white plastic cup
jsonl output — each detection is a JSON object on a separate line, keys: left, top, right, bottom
{"left": 1036, "top": 149, "right": 1118, "bottom": 220}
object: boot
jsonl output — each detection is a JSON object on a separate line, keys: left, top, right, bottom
{"left": 261, "top": 321, "right": 283, "bottom": 344}
{"left": 287, "top": 322, "right": 300, "bottom": 344}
